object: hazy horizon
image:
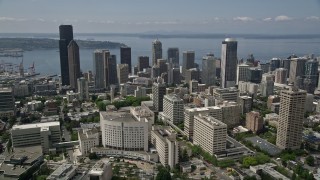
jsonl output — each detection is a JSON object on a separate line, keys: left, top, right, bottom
{"left": 0, "top": 0, "right": 320, "bottom": 34}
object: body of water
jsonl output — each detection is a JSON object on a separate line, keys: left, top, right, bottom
{"left": 1, "top": 34, "right": 320, "bottom": 75}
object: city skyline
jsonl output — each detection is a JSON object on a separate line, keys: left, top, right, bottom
{"left": 0, "top": 0, "right": 319, "bottom": 34}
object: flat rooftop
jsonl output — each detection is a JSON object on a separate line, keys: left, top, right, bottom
{"left": 12, "top": 121, "right": 60, "bottom": 130}
{"left": 100, "top": 111, "right": 136, "bottom": 123}
{"left": 245, "top": 136, "right": 281, "bottom": 156}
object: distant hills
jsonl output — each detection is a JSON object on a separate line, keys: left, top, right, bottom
{"left": 0, "top": 38, "right": 126, "bottom": 51}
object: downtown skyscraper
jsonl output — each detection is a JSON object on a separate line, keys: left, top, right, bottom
{"left": 202, "top": 53, "right": 216, "bottom": 86}
{"left": 120, "top": 46, "right": 132, "bottom": 73}
{"left": 68, "top": 40, "right": 81, "bottom": 90}
{"left": 59, "top": 25, "right": 74, "bottom": 86}
{"left": 152, "top": 39, "right": 162, "bottom": 66}
{"left": 167, "top": 48, "right": 179, "bottom": 67}
{"left": 221, "top": 38, "right": 238, "bottom": 88}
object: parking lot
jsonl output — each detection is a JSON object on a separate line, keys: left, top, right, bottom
{"left": 245, "top": 136, "right": 281, "bottom": 156}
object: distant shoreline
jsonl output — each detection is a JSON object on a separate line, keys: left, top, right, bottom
{"left": 1, "top": 33, "right": 320, "bottom": 40}
{"left": 0, "top": 38, "right": 126, "bottom": 51}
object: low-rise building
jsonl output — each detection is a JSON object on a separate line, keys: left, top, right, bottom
{"left": 88, "top": 160, "right": 112, "bottom": 180}
{"left": 46, "top": 164, "right": 77, "bottom": 180}
{"left": 0, "top": 146, "right": 43, "bottom": 180}
{"left": 26, "top": 100, "right": 42, "bottom": 112}
{"left": 11, "top": 122, "right": 61, "bottom": 153}
{"left": 78, "top": 128, "right": 100, "bottom": 156}
{"left": 91, "top": 147, "right": 159, "bottom": 163}
{"left": 250, "top": 163, "right": 289, "bottom": 180}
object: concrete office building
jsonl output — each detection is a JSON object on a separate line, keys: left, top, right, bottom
{"left": 0, "top": 87, "right": 15, "bottom": 118}
{"left": 246, "top": 111, "right": 263, "bottom": 133}
{"left": 120, "top": 46, "right": 132, "bottom": 73}
{"left": 247, "top": 68, "right": 262, "bottom": 84}
{"left": 77, "top": 77, "right": 89, "bottom": 101}
{"left": 47, "top": 163, "right": 77, "bottom": 180}
{"left": 184, "top": 106, "right": 222, "bottom": 139}
{"left": 152, "top": 78, "right": 166, "bottom": 112}
{"left": 78, "top": 128, "right": 100, "bottom": 156}
{"left": 152, "top": 39, "right": 162, "bottom": 66}
{"left": 117, "top": 64, "right": 129, "bottom": 84}
{"left": 270, "top": 58, "right": 281, "bottom": 72}
{"left": 238, "top": 81, "right": 259, "bottom": 96}
{"left": 239, "top": 96, "right": 253, "bottom": 114}
{"left": 276, "top": 87, "right": 306, "bottom": 150}
{"left": 221, "top": 38, "right": 238, "bottom": 88}
{"left": 88, "top": 160, "right": 113, "bottom": 180}
{"left": 68, "top": 40, "right": 81, "bottom": 90}
{"left": 162, "top": 94, "right": 184, "bottom": 125}
{"left": 185, "top": 68, "right": 200, "bottom": 83}
{"left": 157, "top": 59, "right": 168, "bottom": 75}
{"left": 237, "top": 63, "right": 250, "bottom": 84}
{"left": 259, "top": 63, "right": 270, "bottom": 74}
{"left": 182, "top": 51, "right": 195, "bottom": 76}
{"left": 100, "top": 111, "right": 148, "bottom": 151}
{"left": 93, "top": 49, "right": 109, "bottom": 89}
{"left": 151, "top": 126, "right": 179, "bottom": 169}
{"left": 193, "top": 114, "right": 227, "bottom": 155}
{"left": 134, "top": 86, "right": 146, "bottom": 98}
{"left": 220, "top": 101, "right": 241, "bottom": 127}
{"left": 137, "top": 56, "right": 149, "bottom": 71}
{"left": 11, "top": 122, "right": 61, "bottom": 153}
{"left": 261, "top": 73, "right": 274, "bottom": 97}
{"left": 189, "top": 80, "right": 199, "bottom": 93}
{"left": 304, "top": 59, "right": 318, "bottom": 93}
{"left": 59, "top": 25, "right": 73, "bottom": 85}
{"left": 202, "top": 54, "right": 216, "bottom": 86}
{"left": 281, "top": 59, "right": 291, "bottom": 77}
{"left": 213, "top": 87, "right": 239, "bottom": 103}
{"left": 274, "top": 68, "right": 287, "bottom": 84}
{"left": 167, "top": 48, "right": 179, "bottom": 66}
{"left": 289, "top": 58, "right": 307, "bottom": 84}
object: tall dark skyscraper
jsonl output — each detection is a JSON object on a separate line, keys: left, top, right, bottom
{"left": 68, "top": 40, "right": 80, "bottom": 90}
{"left": 137, "top": 56, "right": 149, "bottom": 71}
{"left": 182, "top": 50, "right": 195, "bottom": 76}
{"left": 167, "top": 48, "right": 179, "bottom": 67}
{"left": 59, "top": 25, "right": 74, "bottom": 85}
{"left": 120, "top": 46, "right": 132, "bottom": 73}
{"left": 221, "top": 38, "right": 238, "bottom": 88}
{"left": 107, "top": 55, "right": 118, "bottom": 85}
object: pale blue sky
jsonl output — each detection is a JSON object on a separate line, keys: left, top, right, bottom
{"left": 0, "top": 0, "right": 320, "bottom": 33}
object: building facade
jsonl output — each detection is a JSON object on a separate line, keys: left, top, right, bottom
{"left": 120, "top": 46, "right": 132, "bottom": 73}
{"left": 202, "top": 54, "right": 216, "bottom": 86}
{"left": 221, "top": 38, "right": 238, "bottom": 88}
{"left": 152, "top": 39, "right": 162, "bottom": 66}
{"left": 193, "top": 115, "right": 227, "bottom": 155}
{"left": 276, "top": 87, "right": 306, "bottom": 150}
{"left": 68, "top": 40, "right": 81, "bottom": 89}
{"left": 11, "top": 122, "right": 61, "bottom": 153}
{"left": 59, "top": 25, "right": 74, "bottom": 85}
{"left": 163, "top": 94, "right": 184, "bottom": 125}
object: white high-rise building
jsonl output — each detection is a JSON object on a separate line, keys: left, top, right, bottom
{"left": 193, "top": 114, "right": 227, "bottom": 155}
{"left": 163, "top": 94, "right": 184, "bottom": 125}
{"left": 276, "top": 87, "right": 306, "bottom": 150}
{"left": 221, "top": 38, "right": 238, "bottom": 88}
{"left": 151, "top": 126, "right": 179, "bottom": 169}
{"left": 100, "top": 112, "right": 148, "bottom": 151}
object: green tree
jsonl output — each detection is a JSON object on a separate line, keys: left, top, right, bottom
{"left": 305, "top": 156, "right": 315, "bottom": 166}
{"left": 156, "top": 166, "right": 172, "bottom": 180}
{"left": 180, "top": 149, "right": 189, "bottom": 162}
{"left": 242, "top": 156, "right": 258, "bottom": 168}
{"left": 89, "top": 152, "right": 99, "bottom": 160}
